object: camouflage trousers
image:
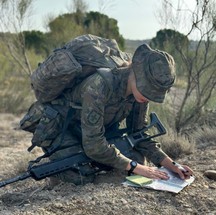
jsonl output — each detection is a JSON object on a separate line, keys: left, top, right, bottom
{"left": 46, "top": 130, "right": 95, "bottom": 185}
{"left": 46, "top": 130, "right": 145, "bottom": 186}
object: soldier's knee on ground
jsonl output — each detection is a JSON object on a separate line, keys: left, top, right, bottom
{"left": 53, "top": 164, "right": 95, "bottom": 186}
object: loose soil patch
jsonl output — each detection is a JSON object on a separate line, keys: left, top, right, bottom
{"left": 0, "top": 114, "right": 215, "bottom": 215}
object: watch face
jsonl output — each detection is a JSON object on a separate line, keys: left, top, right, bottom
{"left": 128, "top": 161, "right": 137, "bottom": 176}
{"left": 131, "top": 161, "right": 137, "bottom": 167}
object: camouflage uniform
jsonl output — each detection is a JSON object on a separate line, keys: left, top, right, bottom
{"left": 49, "top": 67, "right": 168, "bottom": 184}
{"left": 49, "top": 43, "right": 176, "bottom": 185}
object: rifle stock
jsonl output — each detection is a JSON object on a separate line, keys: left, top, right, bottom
{"left": 0, "top": 112, "right": 166, "bottom": 188}
{"left": 124, "top": 112, "right": 166, "bottom": 147}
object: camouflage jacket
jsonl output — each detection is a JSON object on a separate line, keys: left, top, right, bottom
{"left": 62, "top": 68, "right": 167, "bottom": 170}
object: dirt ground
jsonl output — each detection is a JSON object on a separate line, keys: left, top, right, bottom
{"left": 0, "top": 113, "right": 216, "bottom": 215}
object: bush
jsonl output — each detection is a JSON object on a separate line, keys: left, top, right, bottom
{"left": 158, "top": 128, "right": 195, "bottom": 159}
{"left": 0, "top": 76, "right": 35, "bottom": 113}
{"left": 192, "top": 126, "right": 216, "bottom": 149}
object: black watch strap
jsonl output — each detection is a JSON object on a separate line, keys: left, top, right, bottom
{"left": 128, "top": 160, "right": 137, "bottom": 176}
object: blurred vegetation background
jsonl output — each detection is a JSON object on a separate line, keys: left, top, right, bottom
{"left": 0, "top": 0, "right": 215, "bottom": 157}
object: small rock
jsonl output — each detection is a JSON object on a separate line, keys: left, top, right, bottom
{"left": 204, "top": 170, "right": 216, "bottom": 181}
{"left": 209, "top": 184, "right": 216, "bottom": 189}
{"left": 120, "top": 198, "right": 128, "bottom": 204}
{"left": 186, "top": 208, "right": 194, "bottom": 212}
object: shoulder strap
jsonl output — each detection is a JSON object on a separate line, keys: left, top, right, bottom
{"left": 96, "top": 68, "right": 115, "bottom": 100}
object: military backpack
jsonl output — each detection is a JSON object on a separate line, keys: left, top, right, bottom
{"left": 31, "top": 34, "right": 131, "bottom": 103}
{"left": 21, "top": 34, "right": 132, "bottom": 153}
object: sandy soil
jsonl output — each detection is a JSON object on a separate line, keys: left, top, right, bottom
{"left": 0, "top": 113, "right": 216, "bottom": 215}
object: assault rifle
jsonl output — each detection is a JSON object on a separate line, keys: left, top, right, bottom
{"left": 0, "top": 112, "right": 166, "bottom": 188}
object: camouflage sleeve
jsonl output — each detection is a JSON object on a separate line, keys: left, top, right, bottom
{"left": 80, "top": 73, "right": 131, "bottom": 170}
{"left": 126, "top": 102, "right": 149, "bottom": 132}
{"left": 135, "top": 139, "right": 168, "bottom": 167}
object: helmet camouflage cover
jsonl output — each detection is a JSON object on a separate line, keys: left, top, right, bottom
{"left": 132, "top": 44, "right": 176, "bottom": 103}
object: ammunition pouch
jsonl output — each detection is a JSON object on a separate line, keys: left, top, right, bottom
{"left": 20, "top": 101, "right": 69, "bottom": 151}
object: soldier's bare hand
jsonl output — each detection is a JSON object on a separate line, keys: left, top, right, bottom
{"left": 131, "top": 164, "right": 169, "bottom": 180}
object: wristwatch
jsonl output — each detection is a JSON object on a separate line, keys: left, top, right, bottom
{"left": 128, "top": 160, "right": 137, "bottom": 176}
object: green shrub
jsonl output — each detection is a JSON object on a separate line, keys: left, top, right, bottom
{"left": 0, "top": 45, "right": 39, "bottom": 113}
{"left": 0, "top": 76, "right": 35, "bottom": 113}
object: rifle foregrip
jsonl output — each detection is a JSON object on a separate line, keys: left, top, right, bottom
{"left": 30, "top": 153, "right": 91, "bottom": 180}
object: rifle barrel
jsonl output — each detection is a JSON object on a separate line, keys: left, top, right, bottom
{"left": 0, "top": 172, "right": 31, "bottom": 188}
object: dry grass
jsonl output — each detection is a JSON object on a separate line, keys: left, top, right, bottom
{"left": 158, "top": 124, "right": 216, "bottom": 160}
{"left": 174, "top": 78, "right": 187, "bottom": 89}
{"left": 158, "top": 128, "right": 195, "bottom": 159}
{"left": 192, "top": 126, "right": 216, "bottom": 148}
{"left": 14, "top": 153, "right": 38, "bottom": 174}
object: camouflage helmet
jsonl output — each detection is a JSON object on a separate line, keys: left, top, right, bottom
{"left": 132, "top": 44, "right": 176, "bottom": 103}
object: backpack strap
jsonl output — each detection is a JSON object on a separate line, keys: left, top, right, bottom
{"left": 45, "top": 107, "right": 75, "bottom": 154}
{"left": 96, "top": 68, "right": 114, "bottom": 101}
